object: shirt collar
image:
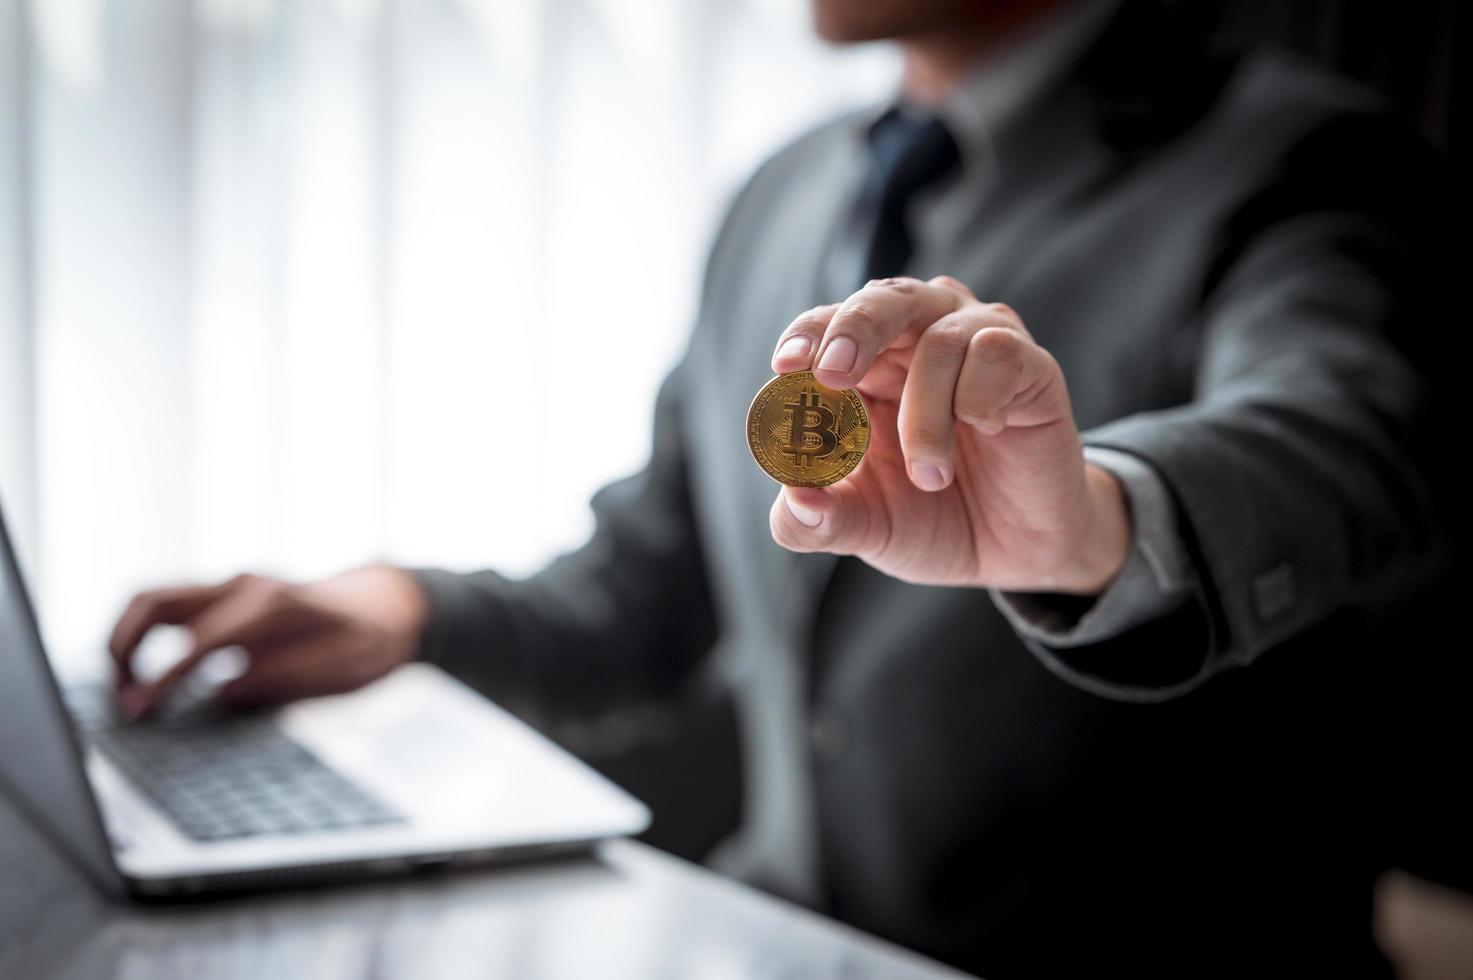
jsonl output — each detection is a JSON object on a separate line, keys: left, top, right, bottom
{"left": 862, "top": 0, "right": 1125, "bottom": 172}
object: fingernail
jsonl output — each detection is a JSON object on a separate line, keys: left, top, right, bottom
{"left": 816, "top": 337, "right": 857, "bottom": 375}
{"left": 775, "top": 336, "right": 811, "bottom": 362}
{"left": 785, "top": 494, "right": 823, "bottom": 527}
{"left": 910, "top": 462, "right": 946, "bottom": 491}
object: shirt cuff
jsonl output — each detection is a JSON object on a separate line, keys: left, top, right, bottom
{"left": 989, "top": 445, "right": 1199, "bottom": 648}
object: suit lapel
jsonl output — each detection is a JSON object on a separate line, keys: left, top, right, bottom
{"left": 712, "top": 124, "right": 870, "bottom": 639}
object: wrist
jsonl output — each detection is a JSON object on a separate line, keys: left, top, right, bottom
{"left": 327, "top": 563, "right": 432, "bottom": 644}
{"left": 1056, "top": 462, "right": 1133, "bottom": 595}
{"left": 371, "top": 564, "right": 432, "bottom": 639}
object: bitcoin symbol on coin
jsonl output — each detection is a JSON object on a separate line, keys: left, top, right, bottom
{"left": 782, "top": 388, "right": 839, "bottom": 467}
{"left": 747, "top": 370, "right": 870, "bottom": 488}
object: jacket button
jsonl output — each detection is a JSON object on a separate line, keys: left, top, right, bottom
{"left": 809, "top": 706, "right": 849, "bottom": 764}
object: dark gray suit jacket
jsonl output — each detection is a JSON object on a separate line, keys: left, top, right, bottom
{"left": 414, "top": 3, "right": 1456, "bottom": 976}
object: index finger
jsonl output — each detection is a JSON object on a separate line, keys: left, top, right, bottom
{"left": 108, "top": 581, "right": 238, "bottom": 684}
{"left": 811, "top": 277, "right": 971, "bottom": 390}
{"left": 124, "top": 578, "right": 317, "bottom": 720}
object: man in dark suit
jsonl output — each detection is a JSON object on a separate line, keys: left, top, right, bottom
{"left": 109, "top": 0, "right": 1454, "bottom": 975}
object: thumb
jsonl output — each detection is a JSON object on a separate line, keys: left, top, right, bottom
{"left": 769, "top": 485, "right": 872, "bottom": 556}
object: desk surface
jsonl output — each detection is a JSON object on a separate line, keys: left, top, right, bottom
{"left": 0, "top": 794, "right": 972, "bottom": 980}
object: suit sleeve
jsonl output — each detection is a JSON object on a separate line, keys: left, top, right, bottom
{"left": 1000, "top": 110, "right": 1455, "bottom": 702}
{"left": 409, "top": 349, "right": 719, "bottom": 719}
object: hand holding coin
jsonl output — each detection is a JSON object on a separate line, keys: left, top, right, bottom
{"left": 756, "top": 275, "right": 1133, "bottom": 597}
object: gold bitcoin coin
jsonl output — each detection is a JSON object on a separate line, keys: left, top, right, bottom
{"left": 746, "top": 370, "right": 871, "bottom": 488}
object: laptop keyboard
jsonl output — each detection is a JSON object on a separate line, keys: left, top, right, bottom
{"left": 66, "top": 684, "right": 405, "bottom": 842}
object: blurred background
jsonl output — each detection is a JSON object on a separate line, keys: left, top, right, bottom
{"left": 0, "top": 0, "right": 899, "bottom": 665}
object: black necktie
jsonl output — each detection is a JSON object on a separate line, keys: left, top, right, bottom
{"left": 806, "top": 109, "right": 961, "bottom": 752}
{"left": 853, "top": 107, "right": 962, "bottom": 289}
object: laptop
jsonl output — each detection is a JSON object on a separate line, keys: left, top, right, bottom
{"left": 0, "top": 497, "right": 650, "bottom": 898}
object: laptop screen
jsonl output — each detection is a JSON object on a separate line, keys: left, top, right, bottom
{"left": 0, "top": 496, "right": 124, "bottom": 894}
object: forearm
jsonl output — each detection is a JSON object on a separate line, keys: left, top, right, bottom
{"left": 1086, "top": 356, "right": 1435, "bottom": 667}
{"left": 411, "top": 549, "right": 717, "bottom": 718}
{"left": 1001, "top": 112, "right": 1448, "bottom": 700}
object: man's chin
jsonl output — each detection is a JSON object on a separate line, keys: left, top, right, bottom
{"left": 809, "top": 1, "right": 924, "bottom": 44}
{"left": 810, "top": 0, "right": 1053, "bottom": 45}
{"left": 812, "top": 25, "right": 892, "bottom": 44}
